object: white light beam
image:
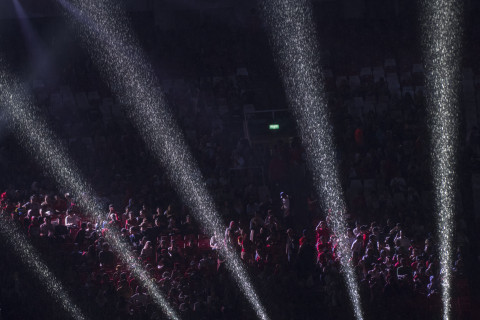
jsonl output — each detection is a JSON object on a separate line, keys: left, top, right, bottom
{"left": 0, "top": 209, "right": 87, "bottom": 320}
{"left": 259, "top": 1, "right": 364, "bottom": 319}
{"left": 422, "top": 1, "right": 463, "bottom": 319}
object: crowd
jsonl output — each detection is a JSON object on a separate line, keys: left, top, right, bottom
{"left": 0, "top": 182, "right": 473, "bottom": 320}
{"left": 0, "top": 5, "right": 478, "bottom": 320}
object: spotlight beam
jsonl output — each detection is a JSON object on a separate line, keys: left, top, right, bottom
{"left": 0, "top": 66, "right": 181, "bottom": 320}
{"left": 0, "top": 207, "right": 87, "bottom": 320}
{"left": 259, "top": 1, "right": 363, "bottom": 319}
{"left": 12, "top": 0, "right": 52, "bottom": 77}
{"left": 56, "top": 1, "right": 271, "bottom": 319}
{"left": 422, "top": 1, "right": 463, "bottom": 319}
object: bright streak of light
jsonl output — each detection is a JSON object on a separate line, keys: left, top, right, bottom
{"left": 12, "top": 0, "right": 52, "bottom": 78}
{"left": 0, "top": 215, "right": 87, "bottom": 320}
{"left": 0, "top": 65, "right": 181, "bottom": 320}
{"left": 259, "top": 1, "right": 363, "bottom": 319}
{"left": 421, "top": 1, "right": 463, "bottom": 319}
{"left": 12, "top": 0, "right": 28, "bottom": 19}
{"left": 57, "top": 1, "right": 270, "bottom": 319}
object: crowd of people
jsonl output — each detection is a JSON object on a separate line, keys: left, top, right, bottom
{"left": 0, "top": 4, "right": 478, "bottom": 320}
{"left": 0, "top": 181, "right": 473, "bottom": 320}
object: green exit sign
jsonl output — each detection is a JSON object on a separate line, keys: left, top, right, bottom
{"left": 269, "top": 124, "right": 280, "bottom": 130}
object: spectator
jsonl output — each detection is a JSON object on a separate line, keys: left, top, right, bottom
{"left": 286, "top": 228, "right": 297, "bottom": 266}
{"left": 140, "top": 241, "right": 154, "bottom": 261}
{"left": 98, "top": 243, "right": 116, "bottom": 267}
{"left": 75, "top": 222, "right": 87, "bottom": 245}
{"left": 351, "top": 234, "right": 363, "bottom": 262}
{"left": 130, "top": 286, "right": 148, "bottom": 307}
{"left": 28, "top": 216, "right": 41, "bottom": 238}
{"left": 39, "top": 216, "right": 55, "bottom": 238}
{"left": 65, "top": 209, "right": 81, "bottom": 228}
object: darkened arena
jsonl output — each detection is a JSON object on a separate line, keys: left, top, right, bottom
{"left": 0, "top": 1, "right": 478, "bottom": 319}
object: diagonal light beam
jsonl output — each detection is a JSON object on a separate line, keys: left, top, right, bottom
{"left": 421, "top": 1, "right": 463, "bottom": 319}
{"left": 0, "top": 206, "right": 87, "bottom": 320}
{"left": 12, "top": 0, "right": 52, "bottom": 79}
{"left": 56, "top": 1, "right": 270, "bottom": 319}
{"left": 0, "top": 63, "right": 181, "bottom": 320}
{"left": 259, "top": 1, "right": 364, "bottom": 319}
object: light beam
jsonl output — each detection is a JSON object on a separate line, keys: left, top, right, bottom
{"left": 0, "top": 213, "right": 87, "bottom": 320}
{"left": 259, "top": 1, "right": 364, "bottom": 319}
{"left": 421, "top": 1, "right": 463, "bottom": 319}
{"left": 12, "top": 0, "right": 53, "bottom": 80}
{"left": 56, "top": 1, "right": 270, "bottom": 319}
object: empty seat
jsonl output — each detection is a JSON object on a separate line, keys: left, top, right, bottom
{"left": 75, "top": 92, "right": 90, "bottom": 110}
{"left": 386, "top": 73, "right": 401, "bottom": 96}
{"left": 373, "top": 66, "right": 385, "bottom": 83}
{"left": 364, "top": 101, "right": 375, "bottom": 114}
{"left": 236, "top": 67, "right": 249, "bottom": 77}
{"left": 384, "top": 58, "right": 397, "bottom": 72}
{"left": 349, "top": 179, "right": 363, "bottom": 191}
{"left": 402, "top": 86, "right": 415, "bottom": 97}
{"left": 412, "top": 64, "right": 424, "bottom": 74}
{"left": 336, "top": 76, "right": 348, "bottom": 88}
{"left": 349, "top": 75, "right": 361, "bottom": 89}
{"left": 360, "top": 67, "right": 372, "bottom": 78}
{"left": 88, "top": 91, "right": 100, "bottom": 102}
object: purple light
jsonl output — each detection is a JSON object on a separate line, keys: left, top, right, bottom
{"left": 12, "top": 0, "right": 53, "bottom": 82}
